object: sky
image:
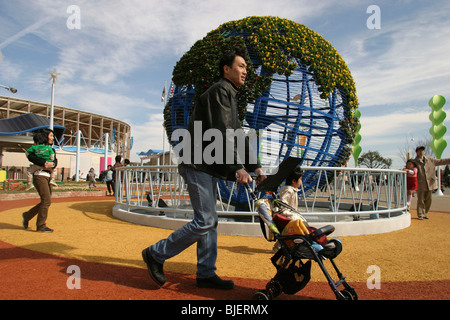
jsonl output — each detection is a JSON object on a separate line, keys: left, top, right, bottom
{"left": 1, "top": 0, "right": 449, "bottom": 168}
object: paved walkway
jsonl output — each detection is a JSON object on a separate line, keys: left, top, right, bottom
{"left": 0, "top": 194, "right": 449, "bottom": 301}
{"left": 413, "top": 193, "right": 450, "bottom": 213}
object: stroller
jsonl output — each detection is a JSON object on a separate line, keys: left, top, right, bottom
{"left": 246, "top": 157, "right": 358, "bottom": 300}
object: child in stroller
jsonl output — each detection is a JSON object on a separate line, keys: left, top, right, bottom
{"left": 257, "top": 166, "right": 342, "bottom": 258}
{"left": 249, "top": 158, "right": 358, "bottom": 300}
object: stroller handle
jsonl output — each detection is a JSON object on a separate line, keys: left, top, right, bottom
{"left": 309, "top": 225, "right": 335, "bottom": 238}
{"left": 243, "top": 183, "right": 258, "bottom": 201}
{"left": 275, "top": 225, "right": 335, "bottom": 243}
{"left": 235, "top": 170, "right": 258, "bottom": 200}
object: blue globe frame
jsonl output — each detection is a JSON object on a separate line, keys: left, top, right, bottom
{"left": 164, "top": 28, "right": 352, "bottom": 208}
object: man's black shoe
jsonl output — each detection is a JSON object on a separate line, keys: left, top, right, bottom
{"left": 196, "top": 275, "right": 234, "bottom": 290}
{"left": 22, "top": 213, "right": 29, "bottom": 229}
{"left": 37, "top": 227, "right": 53, "bottom": 233}
{"left": 142, "top": 249, "right": 166, "bottom": 286}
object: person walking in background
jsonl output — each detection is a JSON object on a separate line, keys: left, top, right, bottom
{"left": 111, "top": 155, "right": 122, "bottom": 196}
{"left": 444, "top": 165, "right": 450, "bottom": 187}
{"left": 413, "top": 146, "right": 450, "bottom": 220}
{"left": 23, "top": 134, "right": 58, "bottom": 189}
{"left": 22, "top": 129, "right": 58, "bottom": 233}
{"left": 105, "top": 164, "right": 114, "bottom": 196}
{"left": 87, "top": 168, "right": 97, "bottom": 189}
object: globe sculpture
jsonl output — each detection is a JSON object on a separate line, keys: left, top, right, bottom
{"left": 164, "top": 16, "right": 359, "bottom": 208}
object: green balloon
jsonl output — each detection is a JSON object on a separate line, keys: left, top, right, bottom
{"left": 429, "top": 95, "right": 446, "bottom": 110}
{"left": 429, "top": 123, "right": 447, "bottom": 138}
{"left": 354, "top": 133, "right": 361, "bottom": 144}
{"left": 429, "top": 109, "right": 446, "bottom": 124}
{"left": 352, "top": 144, "right": 362, "bottom": 166}
{"left": 428, "top": 95, "right": 447, "bottom": 159}
{"left": 431, "top": 138, "right": 447, "bottom": 159}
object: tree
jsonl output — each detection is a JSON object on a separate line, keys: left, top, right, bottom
{"left": 358, "top": 150, "right": 392, "bottom": 169}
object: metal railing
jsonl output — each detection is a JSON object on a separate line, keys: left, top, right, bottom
{"left": 114, "top": 165, "right": 407, "bottom": 223}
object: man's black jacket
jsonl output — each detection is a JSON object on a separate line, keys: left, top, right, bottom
{"left": 179, "top": 78, "right": 261, "bottom": 180}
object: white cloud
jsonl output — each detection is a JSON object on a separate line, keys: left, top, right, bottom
{"left": 3, "top": 0, "right": 450, "bottom": 166}
{"left": 359, "top": 108, "right": 450, "bottom": 168}
{"left": 360, "top": 109, "right": 430, "bottom": 143}
{"left": 337, "top": 2, "right": 450, "bottom": 167}
{"left": 2, "top": 0, "right": 345, "bottom": 154}
{"left": 130, "top": 113, "right": 167, "bottom": 161}
{"left": 54, "top": 83, "right": 162, "bottom": 117}
{"left": 346, "top": 5, "right": 450, "bottom": 108}
{"left": 0, "top": 60, "right": 23, "bottom": 83}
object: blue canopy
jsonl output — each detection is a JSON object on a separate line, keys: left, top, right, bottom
{"left": 0, "top": 112, "right": 65, "bottom": 141}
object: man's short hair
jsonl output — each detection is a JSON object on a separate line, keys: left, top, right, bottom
{"left": 416, "top": 146, "right": 426, "bottom": 152}
{"left": 219, "top": 47, "right": 248, "bottom": 78}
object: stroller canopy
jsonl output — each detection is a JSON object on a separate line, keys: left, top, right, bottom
{"left": 257, "top": 157, "right": 302, "bottom": 193}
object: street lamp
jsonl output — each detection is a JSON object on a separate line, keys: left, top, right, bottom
{"left": 48, "top": 68, "right": 60, "bottom": 131}
{"left": 0, "top": 84, "right": 17, "bottom": 94}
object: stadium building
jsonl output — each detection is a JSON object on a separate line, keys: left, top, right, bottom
{"left": 0, "top": 95, "right": 131, "bottom": 181}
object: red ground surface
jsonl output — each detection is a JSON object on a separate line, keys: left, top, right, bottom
{"left": 1, "top": 197, "right": 449, "bottom": 302}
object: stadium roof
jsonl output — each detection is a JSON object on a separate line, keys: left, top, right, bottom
{"left": 0, "top": 113, "right": 65, "bottom": 151}
{"left": 0, "top": 95, "right": 131, "bottom": 158}
{"left": 0, "top": 113, "right": 65, "bottom": 138}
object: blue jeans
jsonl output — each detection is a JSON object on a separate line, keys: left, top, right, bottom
{"left": 148, "top": 165, "right": 219, "bottom": 278}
